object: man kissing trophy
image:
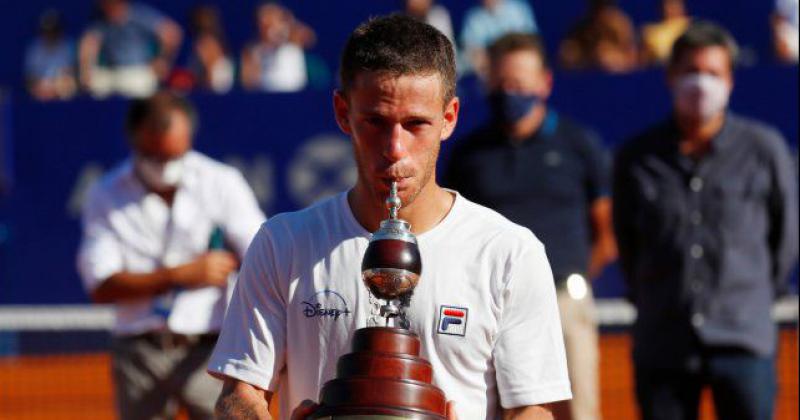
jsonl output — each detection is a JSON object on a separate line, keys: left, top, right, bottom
{"left": 311, "top": 182, "right": 447, "bottom": 419}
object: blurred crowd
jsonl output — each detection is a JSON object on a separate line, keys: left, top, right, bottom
{"left": 23, "top": 0, "right": 800, "bottom": 101}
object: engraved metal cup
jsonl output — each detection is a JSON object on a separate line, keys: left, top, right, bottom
{"left": 360, "top": 183, "right": 422, "bottom": 326}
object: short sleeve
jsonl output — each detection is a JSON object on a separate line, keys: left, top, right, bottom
{"left": 219, "top": 169, "right": 267, "bottom": 259}
{"left": 581, "top": 130, "right": 611, "bottom": 202}
{"left": 76, "top": 184, "right": 125, "bottom": 292}
{"left": 207, "top": 224, "right": 287, "bottom": 392}
{"left": 493, "top": 237, "right": 572, "bottom": 408}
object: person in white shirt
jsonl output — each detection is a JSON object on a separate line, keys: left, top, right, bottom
{"left": 77, "top": 90, "right": 265, "bottom": 420}
{"left": 240, "top": 2, "right": 315, "bottom": 92}
{"left": 209, "top": 15, "right": 571, "bottom": 420}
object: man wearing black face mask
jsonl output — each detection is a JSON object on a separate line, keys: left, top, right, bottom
{"left": 613, "top": 21, "right": 798, "bottom": 420}
{"left": 77, "top": 91, "right": 265, "bottom": 419}
{"left": 445, "top": 33, "right": 616, "bottom": 420}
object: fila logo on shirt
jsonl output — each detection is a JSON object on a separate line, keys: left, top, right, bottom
{"left": 437, "top": 305, "right": 468, "bottom": 337}
{"left": 302, "top": 289, "right": 352, "bottom": 321}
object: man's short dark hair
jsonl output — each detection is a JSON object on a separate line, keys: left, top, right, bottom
{"left": 126, "top": 90, "right": 197, "bottom": 137}
{"left": 488, "top": 32, "right": 550, "bottom": 70}
{"left": 339, "top": 14, "right": 456, "bottom": 105}
{"left": 669, "top": 20, "right": 739, "bottom": 69}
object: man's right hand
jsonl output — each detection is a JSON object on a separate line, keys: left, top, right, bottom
{"left": 170, "top": 251, "right": 238, "bottom": 288}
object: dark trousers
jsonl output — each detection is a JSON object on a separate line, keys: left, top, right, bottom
{"left": 634, "top": 347, "right": 776, "bottom": 420}
{"left": 112, "top": 332, "right": 221, "bottom": 420}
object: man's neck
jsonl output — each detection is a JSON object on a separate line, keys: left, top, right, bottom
{"left": 134, "top": 171, "right": 177, "bottom": 206}
{"left": 506, "top": 105, "right": 547, "bottom": 143}
{"left": 348, "top": 183, "right": 455, "bottom": 235}
{"left": 676, "top": 112, "right": 726, "bottom": 158}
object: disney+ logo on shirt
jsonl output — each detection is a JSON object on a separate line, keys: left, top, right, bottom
{"left": 302, "top": 289, "right": 351, "bottom": 321}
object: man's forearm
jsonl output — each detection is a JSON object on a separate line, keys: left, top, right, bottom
{"left": 588, "top": 235, "right": 618, "bottom": 278}
{"left": 90, "top": 270, "right": 175, "bottom": 303}
{"left": 216, "top": 391, "right": 270, "bottom": 420}
{"left": 502, "top": 405, "right": 554, "bottom": 420}
{"left": 216, "top": 379, "right": 271, "bottom": 420}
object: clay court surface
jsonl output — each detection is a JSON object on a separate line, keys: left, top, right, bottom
{"left": 0, "top": 330, "right": 796, "bottom": 420}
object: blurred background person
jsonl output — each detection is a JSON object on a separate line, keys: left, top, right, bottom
{"left": 77, "top": 91, "right": 265, "bottom": 419}
{"left": 771, "top": 0, "right": 799, "bottom": 62}
{"left": 639, "top": 0, "right": 690, "bottom": 66}
{"left": 240, "top": 2, "right": 316, "bottom": 92}
{"left": 78, "top": 0, "right": 182, "bottom": 98}
{"left": 183, "top": 4, "right": 234, "bottom": 93}
{"left": 24, "top": 9, "right": 77, "bottom": 101}
{"left": 613, "top": 21, "right": 798, "bottom": 420}
{"left": 558, "top": 0, "right": 638, "bottom": 73}
{"left": 402, "top": 0, "right": 456, "bottom": 48}
{"left": 445, "top": 33, "right": 617, "bottom": 420}
{"left": 460, "top": 0, "right": 538, "bottom": 78}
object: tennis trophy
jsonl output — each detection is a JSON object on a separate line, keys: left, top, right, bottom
{"left": 309, "top": 182, "right": 447, "bottom": 419}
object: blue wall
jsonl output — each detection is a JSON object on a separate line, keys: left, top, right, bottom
{"left": 0, "top": 65, "right": 797, "bottom": 304}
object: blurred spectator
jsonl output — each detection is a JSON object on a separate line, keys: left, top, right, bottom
{"left": 77, "top": 91, "right": 265, "bottom": 419}
{"left": 460, "top": 0, "right": 538, "bottom": 78}
{"left": 558, "top": 0, "right": 638, "bottom": 73}
{"left": 640, "top": 0, "right": 690, "bottom": 65}
{"left": 79, "top": 0, "right": 182, "bottom": 98}
{"left": 445, "top": 33, "right": 616, "bottom": 420}
{"left": 182, "top": 5, "right": 234, "bottom": 93}
{"left": 614, "top": 21, "right": 798, "bottom": 420}
{"left": 241, "top": 2, "right": 316, "bottom": 92}
{"left": 403, "top": 0, "right": 456, "bottom": 46}
{"left": 772, "top": 0, "right": 799, "bottom": 62}
{"left": 24, "top": 9, "right": 77, "bottom": 101}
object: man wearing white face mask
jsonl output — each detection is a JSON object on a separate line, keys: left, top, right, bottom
{"left": 77, "top": 91, "right": 266, "bottom": 419}
{"left": 613, "top": 21, "right": 798, "bottom": 420}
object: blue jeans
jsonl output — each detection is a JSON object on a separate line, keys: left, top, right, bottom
{"left": 635, "top": 347, "right": 776, "bottom": 420}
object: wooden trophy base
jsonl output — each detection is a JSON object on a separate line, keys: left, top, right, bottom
{"left": 310, "top": 327, "right": 446, "bottom": 419}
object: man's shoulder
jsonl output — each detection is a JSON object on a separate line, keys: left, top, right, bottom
{"left": 90, "top": 159, "right": 134, "bottom": 197}
{"left": 257, "top": 193, "right": 347, "bottom": 242}
{"left": 452, "top": 124, "right": 503, "bottom": 155}
{"left": 552, "top": 112, "right": 604, "bottom": 149}
{"left": 454, "top": 194, "right": 542, "bottom": 250}
{"left": 185, "top": 151, "right": 247, "bottom": 182}
{"left": 727, "top": 114, "right": 788, "bottom": 155}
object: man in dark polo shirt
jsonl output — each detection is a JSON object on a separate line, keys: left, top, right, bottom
{"left": 445, "top": 33, "right": 617, "bottom": 420}
{"left": 613, "top": 21, "right": 798, "bottom": 420}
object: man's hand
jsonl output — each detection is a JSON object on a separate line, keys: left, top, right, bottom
{"left": 290, "top": 400, "right": 319, "bottom": 420}
{"left": 287, "top": 399, "right": 456, "bottom": 420}
{"left": 170, "top": 251, "right": 238, "bottom": 288}
{"left": 446, "top": 401, "right": 458, "bottom": 420}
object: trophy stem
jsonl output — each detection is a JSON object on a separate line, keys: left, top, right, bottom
{"left": 380, "top": 299, "right": 401, "bottom": 327}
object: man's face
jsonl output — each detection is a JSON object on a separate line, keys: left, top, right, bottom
{"left": 100, "top": 0, "right": 128, "bottom": 23}
{"left": 334, "top": 72, "right": 459, "bottom": 208}
{"left": 489, "top": 49, "right": 552, "bottom": 100}
{"left": 133, "top": 109, "right": 192, "bottom": 161}
{"left": 668, "top": 46, "right": 733, "bottom": 91}
{"left": 668, "top": 46, "right": 733, "bottom": 122}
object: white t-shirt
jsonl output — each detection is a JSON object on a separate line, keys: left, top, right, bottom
{"left": 208, "top": 191, "right": 571, "bottom": 419}
{"left": 77, "top": 151, "right": 266, "bottom": 335}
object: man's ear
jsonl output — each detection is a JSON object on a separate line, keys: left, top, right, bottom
{"left": 440, "top": 96, "right": 460, "bottom": 141}
{"left": 333, "top": 90, "right": 352, "bottom": 135}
